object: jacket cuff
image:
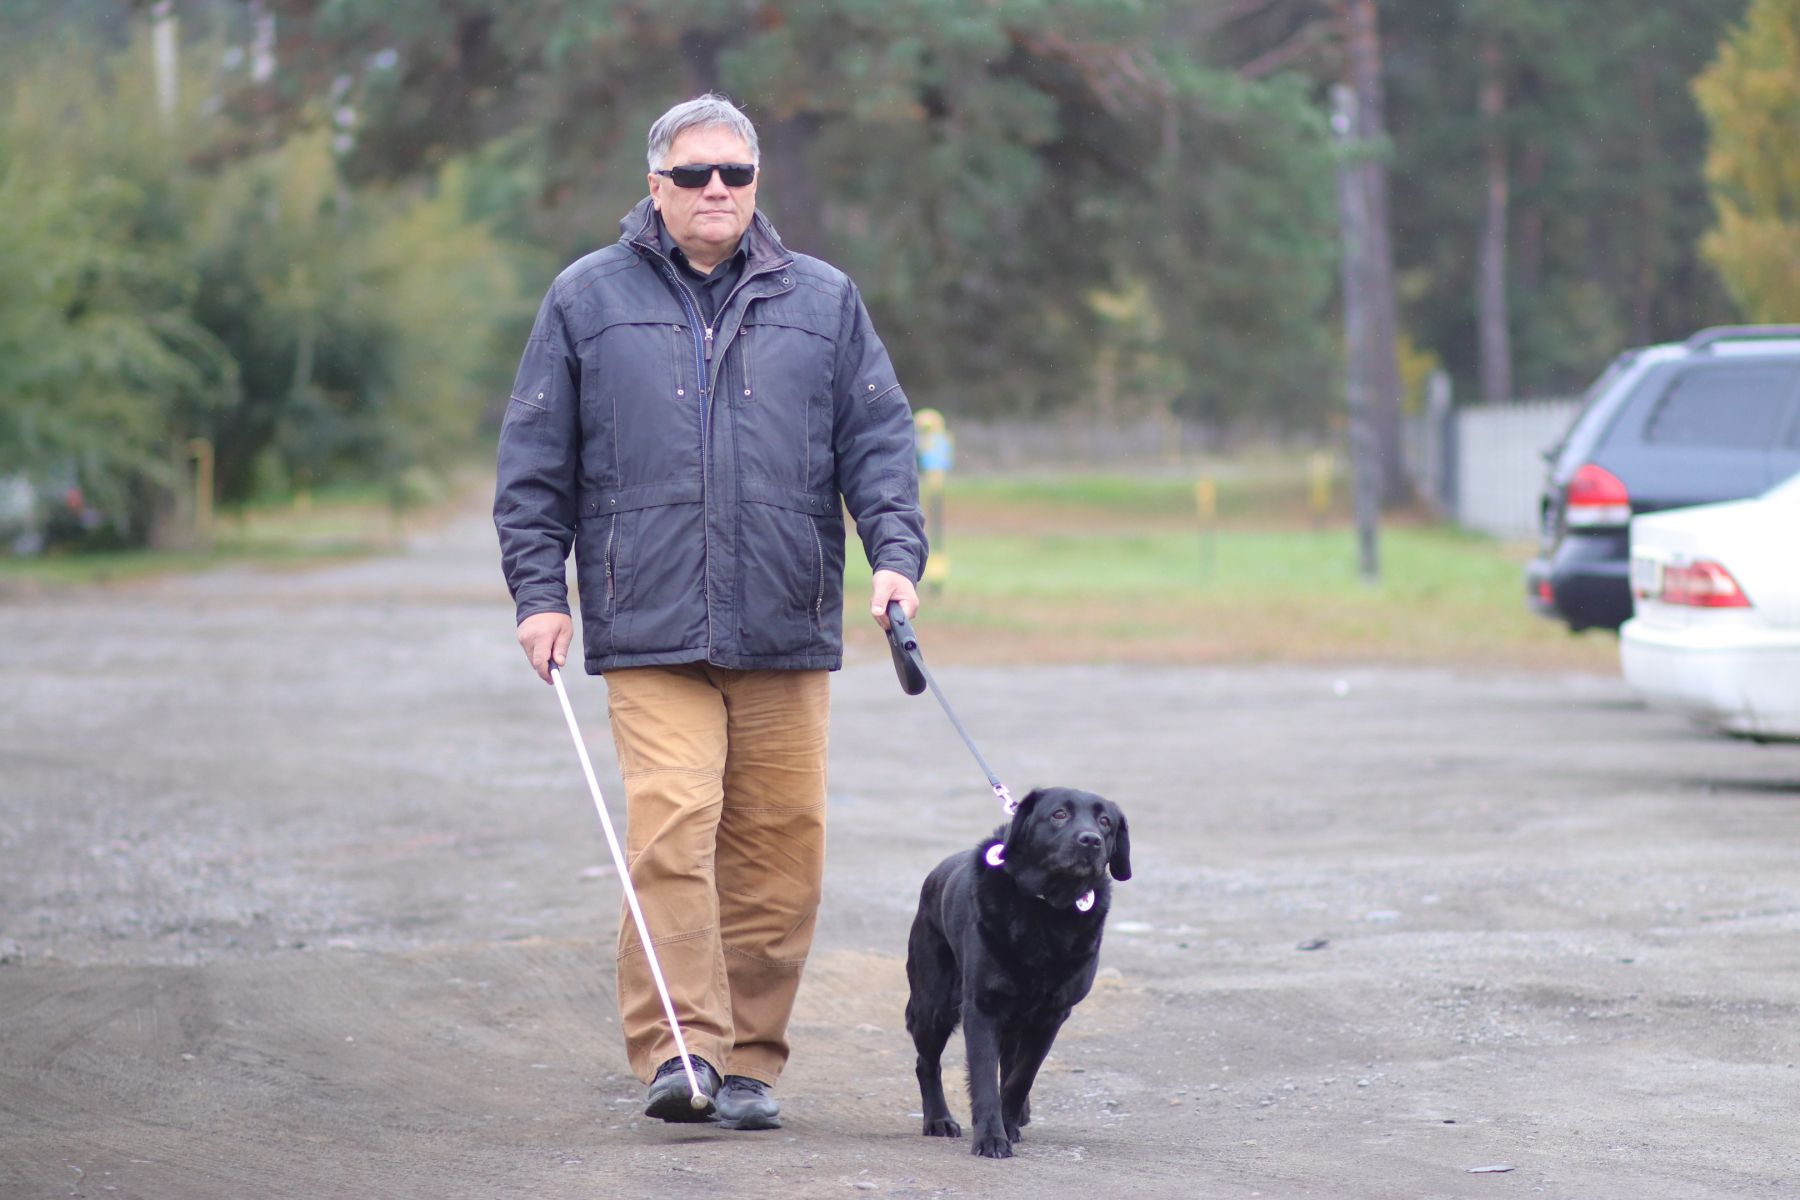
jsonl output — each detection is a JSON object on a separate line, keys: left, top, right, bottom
{"left": 872, "top": 555, "right": 922, "bottom": 583}
{"left": 514, "top": 599, "right": 571, "bottom": 626}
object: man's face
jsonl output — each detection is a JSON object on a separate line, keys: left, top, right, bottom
{"left": 648, "top": 125, "right": 758, "bottom": 271}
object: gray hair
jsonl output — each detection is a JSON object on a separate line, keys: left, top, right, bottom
{"left": 646, "top": 94, "right": 760, "bottom": 172}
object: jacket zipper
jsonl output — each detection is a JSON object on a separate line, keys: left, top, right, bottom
{"left": 632, "top": 223, "right": 795, "bottom": 657}
{"left": 604, "top": 514, "right": 617, "bottom": 604}
{"left": 662, "top": 275, "right": 715, "bottom": 658}
{"left": 809, "top": 516, "right": 824, "bottom": 630}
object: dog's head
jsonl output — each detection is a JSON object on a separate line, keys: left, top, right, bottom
{"left": 1001, "top": 787, "right": 1131, "bottom": 906}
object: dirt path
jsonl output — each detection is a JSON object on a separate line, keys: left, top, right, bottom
{"left": 3, "top": 504, "right": 1798, "bottom": 1198}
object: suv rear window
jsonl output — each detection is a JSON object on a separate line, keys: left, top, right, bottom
{"left": 1642, "top": 363, "right": 1800, "bottom": 448}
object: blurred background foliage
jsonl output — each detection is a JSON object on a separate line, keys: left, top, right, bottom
{"left": 0, "top": 0, "right": 1780, "bottom": 550}
{"left": 1694, "top": 0, "right": 1800, "bottom": 323}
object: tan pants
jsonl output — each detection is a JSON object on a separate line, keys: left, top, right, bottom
{"left": 603, "top": 664, "right": 830, "bottom": 1086}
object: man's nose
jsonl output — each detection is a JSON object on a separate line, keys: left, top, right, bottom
{"left": 702, "top": 170, "right": 731, "bottom": 196}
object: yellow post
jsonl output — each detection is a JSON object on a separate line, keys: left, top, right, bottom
{"left": 1193, "top": 477, "right": 1218, "bottom": 523}
{"left": 1307, "top": 452, "right": 1334, "bottom": 527}
{"left": 1193, "top": 476, "right": 1218, "bottom": 575}
{"left": 915, "top": 409, "right": 953, "bottom": 593}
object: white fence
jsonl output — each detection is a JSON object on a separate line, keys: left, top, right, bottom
{"left": 1449, "top": 398, "right": 1580, "bottom": 539}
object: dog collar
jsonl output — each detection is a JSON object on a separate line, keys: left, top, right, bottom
{"left": 983, "top": 843, "right": 1096, "bottom": 911}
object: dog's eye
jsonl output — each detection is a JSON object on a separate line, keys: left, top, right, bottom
{"left": 1051, "top": 809, "right": 1068, "bottom": 821}
{"left": 1098, "top": 815, "right": 1112, "bottom": 829}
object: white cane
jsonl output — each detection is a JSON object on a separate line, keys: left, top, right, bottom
{"left": 549, "top": 663, "right": 710, "bottom": 1113}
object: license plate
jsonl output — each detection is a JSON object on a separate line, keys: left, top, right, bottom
{"left": 1630, "top": 554, "right": 1663, "bottom": 599}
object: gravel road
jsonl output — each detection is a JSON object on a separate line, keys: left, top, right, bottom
{"left": 3, "top": 504, "right": 1798, "bottom": 1199}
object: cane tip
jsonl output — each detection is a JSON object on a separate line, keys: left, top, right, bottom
{"left": 690, "top": 1092, "right": 710, "bottom": 1111}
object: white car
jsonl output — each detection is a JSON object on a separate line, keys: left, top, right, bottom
{"left": 1620, "top": 472, "right": 1800, "bottom": 740}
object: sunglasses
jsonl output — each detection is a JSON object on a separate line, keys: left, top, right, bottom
{"left": 654, "top": 162, "right": 757, "bottom": 188}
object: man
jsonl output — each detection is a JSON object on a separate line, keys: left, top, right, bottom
{"left": 494, "top": 94, "right": 925, "bottom": 1131}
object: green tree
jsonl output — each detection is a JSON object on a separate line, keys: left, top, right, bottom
{"left": 234, "top": 0, "right": 1343, "bottom": 426}
{"left": 1694, "top": 0, "right": 1800, "bottom": 320}
{"left": 0, "top": 21, "right": 528, "bottom": 547}
{"left": 0, "top": 33, "right": 236, "bottom": 544}
{"left": 188, "top": 132, "right": 524, "bottom": 503}
{"left": 1360, "top": 0, "right": 1742, "bottom": 396}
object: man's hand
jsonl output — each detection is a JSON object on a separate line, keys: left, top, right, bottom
{"left": 517, "top": 611, "right": 573, "bottom": 683}
{"left": 871, "top": 569, "right": 920, "bottom": 631}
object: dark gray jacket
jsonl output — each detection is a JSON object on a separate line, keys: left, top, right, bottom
{"left": 494, "top": 197, "right": 926, "bottom": 672}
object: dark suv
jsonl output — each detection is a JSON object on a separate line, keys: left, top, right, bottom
{"left": 1527, "top": 325, "right": 1800, "bottom": 632}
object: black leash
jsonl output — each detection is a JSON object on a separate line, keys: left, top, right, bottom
{"left": 884, "top": 601, "right": 1017, "bottom": 815}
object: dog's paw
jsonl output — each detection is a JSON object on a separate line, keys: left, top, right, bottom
{"left": 971, "top": 1132, "right": 1014, "bottom": 1159}
{"left": 1004, "top": 1120, "right": 1023, "bottom": 1144}
{"left": 922, "top": 1116, "right": 962, "bottom": 1138}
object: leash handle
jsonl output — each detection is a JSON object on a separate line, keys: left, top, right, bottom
{"left": 884, "top": 601, "right": 1017, "bottom": 815}
{"left": 884, "top": 602, "right": 927, "bottom": 695}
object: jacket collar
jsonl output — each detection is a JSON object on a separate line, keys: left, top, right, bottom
{"left": 619, "top": 195, "right": 792, "bottom": 276}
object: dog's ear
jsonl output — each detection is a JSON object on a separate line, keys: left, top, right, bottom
{"left": 1108, "top": 808, "right": 1132, "bottom": 882}
{"left": 1006, "top": 788, "right": 1046, "bottom": 837}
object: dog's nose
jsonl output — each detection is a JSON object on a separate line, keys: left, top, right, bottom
{"left": 1076, "top": 831, "right": 1103, "bottom": 850}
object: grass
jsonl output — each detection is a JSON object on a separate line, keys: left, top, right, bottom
{"left": 0, "top": 484, "right": 424, "bottom": 590}
{"left": 844, "top": 468, "right": 1618, "bottom": 672}
{"left": 2, "top": 460, "right": 1618, "bottom": 672}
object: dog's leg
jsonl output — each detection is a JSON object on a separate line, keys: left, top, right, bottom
{"left": 997, "top": 1027, "right": 1019, "bottom": 1098}
{"left": 907, "top": 1005, "right": 961, "bottom": 1138}
{"left": 906, "top": 921, "right": 963, "bottom": 1139}
{"left": 1000, "top": 1018, "right": 1063, "bottom": 1144}
{"left": 961, "top": 1005, "right": 1011, "bottom": 1158}
{"left": 996, "top": 1027, "right": 1025, "bottom": 1143}
{"left": 997, "top": 1026, "right": 1031, "bottom": 1134}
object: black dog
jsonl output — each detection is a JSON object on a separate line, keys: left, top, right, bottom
{"left": 904, "top": 787, "right": 1131, "bottom": 1158}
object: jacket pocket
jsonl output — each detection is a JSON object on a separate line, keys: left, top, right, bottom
{"left": 736, "top": 482, "right": 842, "bottom": 656}
{"left": 578, "top": 483, "right": 706, "bottom": 658}
{"left": 587, "top": 319, "right": 704, "bottom": 489}
{"left": 604, "top": 514, "right": 619, "bottom": 605}
{"left": 738, "top": 325, "right": 756, "bottom": 404}
{"left": 573, "top": 512, "right": 617, "bottom": 657}
{"left": 735, "top": 314, "right": 836, "bottom": 484}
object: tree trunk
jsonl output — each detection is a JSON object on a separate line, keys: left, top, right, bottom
{"left": 1516, "top": 139, "right": 1545, "bottom": 294}
{"left": 1338, "top": 0, "right": 1408, "bottom": 506}
{"left": 1476, "top": 36, "right": 1513, "bottom": 406}
{"left": 151, "top": 0, "right": 178, "bottom": 126}
{"left": 758, "top": 110, "right": 829, "bottom": 259}
{"left": 1632, "top": 54, "right": 1662, "bottom": 346}
{"left": 677, "top": 29, "right": 725, "bottom": 90}
{"left": 1332, "top": 83, "right": 1381, "bottom": 583}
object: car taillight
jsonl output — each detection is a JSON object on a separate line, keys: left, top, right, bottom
{"left": 1565, "top": 464, "right": 1631, "bottom": 527}
{"left": 1661, "top": 560, "right": 1751, "bottom": 608}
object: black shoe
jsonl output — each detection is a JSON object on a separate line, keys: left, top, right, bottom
{"left": 714, "top": 1075, "right": 781, "bottom": 1130}
{"left": 644, "top": 1055, "right": 719, "bottom": 1123}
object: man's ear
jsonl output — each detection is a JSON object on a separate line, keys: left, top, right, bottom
{"left": 1108, "top": 809, "right": 1132, "bottom": 882}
